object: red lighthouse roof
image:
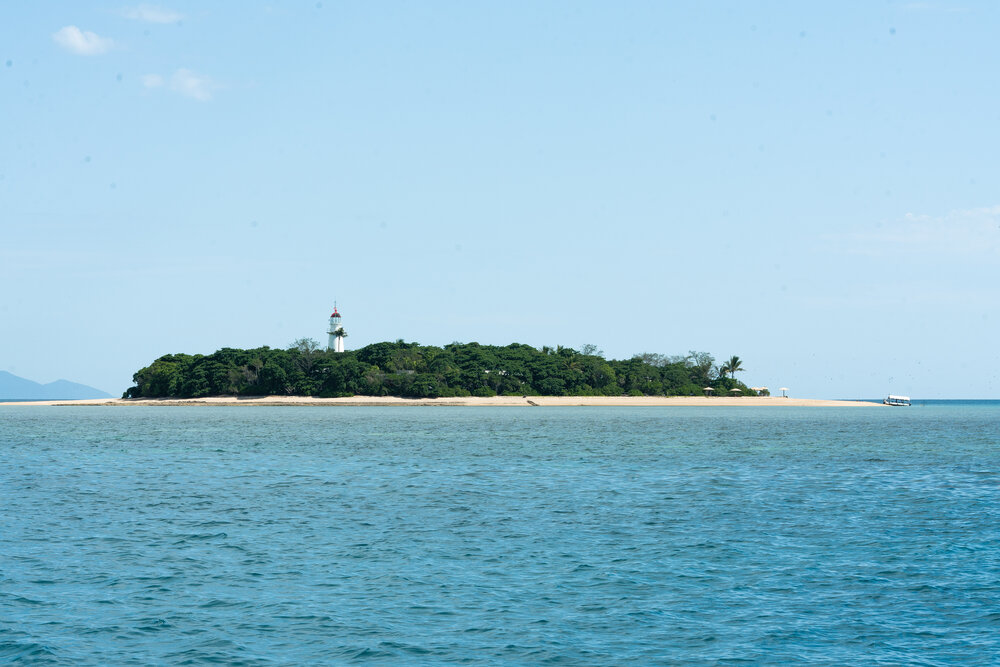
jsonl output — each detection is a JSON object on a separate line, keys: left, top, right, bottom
{"left": 330, "top": 307, "right": 340, "bottom": 318}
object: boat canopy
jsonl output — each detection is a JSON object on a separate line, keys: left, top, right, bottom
{"left": 886, "top": 395, "right": 910, "bottom": 402}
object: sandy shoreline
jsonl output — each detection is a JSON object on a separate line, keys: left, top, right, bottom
{"left": 2, "top": 395, "right": 882, "bottom": 407}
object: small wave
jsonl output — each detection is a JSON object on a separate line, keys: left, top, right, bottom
{"left": 1, "top": 594, "right": 50, "bottom": 606}
{"left": 199, "top": 598, "right": 246, "bottom": 609}
{"left": 172, "top": 532, "right": 228, "bottom": 544}
{"left": 338, "top": 646, "right": 397, "bottom": 659}
{"left": 378, "top": 640, "right": 432, "bottom": 655}
{"left": 163, "top": 646, "right": 269, "bottom": 666}
{"left": 135, "top": 617, "right": 174, "bottom": 633}
{"left": 190, "top": 520, "right": 233, "bottom": 528}
{"left": 0, "top": 641, "right": 59, "bottom": 663}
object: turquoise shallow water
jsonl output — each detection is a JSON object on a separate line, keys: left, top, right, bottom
{"left": 2, "top": 404, "right": 999, "bottom": 664}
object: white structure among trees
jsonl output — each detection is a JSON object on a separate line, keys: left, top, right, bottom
{"left": 327, "top": 305, "right": 345, "bottom": 352}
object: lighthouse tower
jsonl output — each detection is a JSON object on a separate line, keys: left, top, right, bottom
{"left": 327, "top": 305, "right": 345, "bottom": 353}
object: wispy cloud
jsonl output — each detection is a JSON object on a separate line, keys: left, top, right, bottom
{"left": 142, "top": 69, "right": 218, "bottom": 100}
{"left": 140, "top": 73, "right": 164, "bottom": 88}
{"left": 122, "top": 4, "right": 183, "bottom": 24}
{"left": 170, "top": 69, "right": 216, "bottom": 101}
{"left": 840, "top": 205, "right": 1000, "bottom": 257}
{"left": 52, "top": 26, "right": 114, "bottom": 55}
{"left": 903, "top": 2, "right": 970, "bottom": 12}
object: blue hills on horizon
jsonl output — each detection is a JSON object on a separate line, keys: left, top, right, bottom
{"left": 0, "top": 371, "right": 112, "bottom": 400}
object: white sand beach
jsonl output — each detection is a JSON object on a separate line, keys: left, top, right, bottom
{"left": 2, "top": 396, "right": 881, "bottom": 407}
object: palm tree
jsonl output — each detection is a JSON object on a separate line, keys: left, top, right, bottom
{"left": 335, "top": 328, "right": 347, "bottom": 338}
{"left": 725, "top": 355, "right": 744, "bottom": 379}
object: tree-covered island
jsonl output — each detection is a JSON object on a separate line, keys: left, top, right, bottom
{"left": 124, "top": 340, "right": 759, "bottom": 399}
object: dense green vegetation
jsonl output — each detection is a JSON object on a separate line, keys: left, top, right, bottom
{"left": 124, "top": 340, "right": 755, "bottom": 399}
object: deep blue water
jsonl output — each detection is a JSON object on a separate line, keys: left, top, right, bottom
{"left": 2, "top": 404, "right": 998, "bottom": 664}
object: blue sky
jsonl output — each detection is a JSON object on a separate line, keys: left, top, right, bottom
{"left": 2, "top": 1, "right": 998, "bottom": 398}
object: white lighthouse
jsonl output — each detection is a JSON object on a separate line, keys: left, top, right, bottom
{"left": 327, "top": 305, "right": 345, "bottom": 353}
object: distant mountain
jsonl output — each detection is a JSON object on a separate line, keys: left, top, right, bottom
{"left": 0, "top": 371, "right": 112, "bottom": 400}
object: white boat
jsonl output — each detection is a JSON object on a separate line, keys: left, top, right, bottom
{"left": 883, "top": 395, "right": 911, "bottom": 406}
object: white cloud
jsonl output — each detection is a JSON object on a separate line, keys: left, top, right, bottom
{"left": 903, "top": 2, "right": 970, "bottom": 12}
{"left": 52, "top": 26, "right": 114, "bottom": 55}
{"left": 140, "top": 73, "right": 164, "bottom": 88}
{"left": 140, "top": 69, "right": 219, "bottom": 100}
{"left": 841, "top": 205, "right": 1000, "bottom": 257}
{"left": 170, "top": 69, "right": 216, "bottom": 101}
{"left": 122, "top": 4, "right": 184, "bottom": 24}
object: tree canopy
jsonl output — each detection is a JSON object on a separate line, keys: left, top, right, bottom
{"left": 124, "top": 342, "right": 754, "bottom": 399}
{"left": 720, "top": 355, "right": 745, "bottom": 379}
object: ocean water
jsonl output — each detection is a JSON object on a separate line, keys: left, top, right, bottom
{"left": 2, "top": 404, "right": 998, "bottom": 665}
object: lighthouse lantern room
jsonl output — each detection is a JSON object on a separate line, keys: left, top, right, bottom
{"left": 327, "top": 304, "right": 345, "bottom": 352}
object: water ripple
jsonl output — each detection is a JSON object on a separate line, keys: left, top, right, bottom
{"left": 1, "top": 404, "right": 998, "bottom": 664}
